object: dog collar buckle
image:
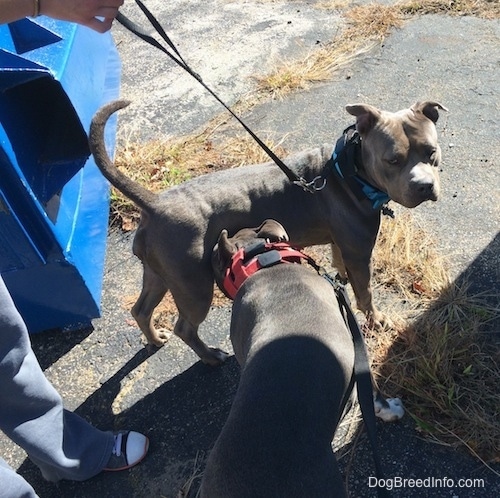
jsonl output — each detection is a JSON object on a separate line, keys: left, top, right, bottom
{"left": 381, "top": 204, "right": 395, "bottom": 218}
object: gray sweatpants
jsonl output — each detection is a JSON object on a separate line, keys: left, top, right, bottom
{"left": 0, "top": 276, "right": 114, "bottom": 497}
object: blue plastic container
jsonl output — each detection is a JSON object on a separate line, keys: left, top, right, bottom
{"left": 0, "top": 17, "right": 120, "bottom": 333}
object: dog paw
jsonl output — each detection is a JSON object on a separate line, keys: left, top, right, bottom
{"left": 144, "top": 328, "right": 172, "bottom": 348}
{"left": 365, "top": 310, "right": 393, "bottom": 331}
{"left": 202, "top": 348, "right": 230, "bottom": 367}
{"left": 375, "top": 397, "right": 405, "bottom": 422}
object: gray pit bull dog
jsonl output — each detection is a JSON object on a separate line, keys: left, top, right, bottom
{"left": 89, "top": 100, "right": 446, "bottom": 365}
{"left": 200, "top": 219, "right": 403, "bottom": 497}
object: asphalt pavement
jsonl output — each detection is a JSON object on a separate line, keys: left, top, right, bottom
{"left": 1, "top": 1, "right": 499, "bottom": 497}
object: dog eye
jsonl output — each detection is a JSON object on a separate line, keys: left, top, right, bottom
{"left": 428, "top": 149, "right": 438, "bottom": 164}
{"left": 387, "top": 157, "right": 400, "bottom": 166}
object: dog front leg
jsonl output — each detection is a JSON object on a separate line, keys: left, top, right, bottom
{"left": 331, "top": 243, "right": 348, "bottom": 283}
{"left": 343, "top": 257, "right": 388, "bottom": 329}
{"left": 374, "top": 389, "right": 405, "bottom": 422}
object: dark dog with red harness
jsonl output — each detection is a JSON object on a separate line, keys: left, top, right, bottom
{"left": 200, "top": 220, "right": 403, "bottom": 497}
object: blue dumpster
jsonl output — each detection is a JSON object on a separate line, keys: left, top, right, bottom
{"left": 0, "top": 17, "right": 120, "bottom": 333}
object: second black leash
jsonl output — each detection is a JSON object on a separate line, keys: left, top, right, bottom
{"left": 116, "top": 0, "right": 325, "bottom": 194}
{"left": 324, "top": 274, "right": 390, "bottom": 498}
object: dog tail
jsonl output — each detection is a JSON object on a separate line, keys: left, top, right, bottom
{"left": 89, "top": 100, "right": 157, "bottom": 211}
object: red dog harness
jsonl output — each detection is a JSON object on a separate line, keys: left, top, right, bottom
{"left": 222, "top": 241, "right": 316, "bottom": 299}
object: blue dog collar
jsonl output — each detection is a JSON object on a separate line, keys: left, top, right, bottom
{"left": 352, "top": 176, "right": 390, "bottom": 210}
{"left": 330, "top": 125, "right": 391, "bottom": 211}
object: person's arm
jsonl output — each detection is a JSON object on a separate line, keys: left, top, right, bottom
{"left": 0, "top": 0, "right": 36, "bottom": 24}
{"left": 0, "top": 0, "right": 124, "bottom": 33}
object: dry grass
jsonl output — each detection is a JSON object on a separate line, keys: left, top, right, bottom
{"left": 377, "top": 284, "right": 499, "bottom": 464}
{"left": 255, "top": 0, "right": 498, "bottom": 97}
{"left": 112, "top": 127, "right": 287, "bottom": 229}
{"left": 255, "top": 3, "right": 404, "bottom": 98}
{"left": 370, "top": 214, "right": 500, "bottom": 464}
{"left": 372, "top": 212, "right": 451, "bottom": 301}
{"left": 317, "top": 0, "right": 352, "bottom": 10}
{"left": 343, "top": 3, "right": 406, "bottom": 40}
{"left": 177, "top": 452, "right": 205, "bottom": 498}
{"left": 398, "top": 0, "right": 500, "bottom": 19}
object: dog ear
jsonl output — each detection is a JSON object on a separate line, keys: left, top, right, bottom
{"left": 345, "top": 103, "right": 381, "bottom": 134}
{"left": 213, "top": 229, "right": 237, "bottom": 274}
{"left": 411, "top": 101, "right": 448, "bottom": 123}
{"left": 256, "top": 219, "right": 289, "bottom": 243}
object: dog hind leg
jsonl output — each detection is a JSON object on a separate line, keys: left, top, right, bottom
{"left": 131, "top": 263, "right": 170, "bottom": 347}
{"left": 170, "top": 275, "right": 230, "bottom": 366}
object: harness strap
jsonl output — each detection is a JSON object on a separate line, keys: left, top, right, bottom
{"left": 116, "top": 1, "right": 321, "bottom": 193}
{"left": 223, "top": 241, "right": 314, "bottom": 299}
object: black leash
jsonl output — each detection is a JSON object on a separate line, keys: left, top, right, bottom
{"left": 116, "top": 0, "right": 324, "bottom": 193}
{"left": 323, "top": 273, "right": 390, "bottom": 498}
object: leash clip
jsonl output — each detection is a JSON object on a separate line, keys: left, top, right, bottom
{"left": 293, "top": 175, "right": 327, "bottom": 194}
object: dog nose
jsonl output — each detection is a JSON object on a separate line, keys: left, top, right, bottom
{"left": 416, "top": 181, "right": 437, "bottom": 201}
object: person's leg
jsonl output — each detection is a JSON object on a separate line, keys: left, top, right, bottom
{"left": 0, "top": 457, "right": 39, "bottom": 498}
{"left": 0, "top": 276, "right": 114, "bottom": 481}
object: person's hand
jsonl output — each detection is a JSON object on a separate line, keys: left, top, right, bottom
{"left": 41, "top": 0, "right": 124, "bottom": 33}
